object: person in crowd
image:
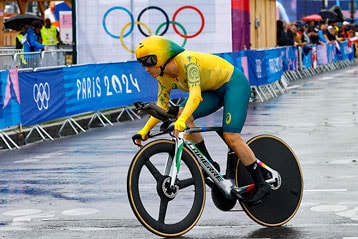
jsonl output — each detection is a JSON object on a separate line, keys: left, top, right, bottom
{"left": 318, "top": 21, "right": 331, "bottom": 44}
{"left": 24, "top": 20, "right": 48, "bottom": 53}
{"left": 277, "top": 19, "right": 285, "bottom": 46}
{"left": 278, "top": 21, "right": 295, "bottom": 46}
{"left": 22, "top": 20, "right": 48, "bottom": 68}
{"left": 132, "top": 35, "right": 271, "bottom": 205}
{"left": 15, "top": 23, "right": 29, "bottom": 66}
{"left": 291, "top": 24, "right": 305, "bottom": 47}
{"left": 15, "top": 24, "right": 28, "bottom": 49}
{"left": 41, "top": 18, "right": 61, "bottom": 47}
{"left": 327, "top": 25, "right": 337, "bottom": 42}
{"left": 308, "top": 26, "right": 319, "bottom": 44}
{"left": 341, "top": 21, "right": 350, "bottom": 40}
{"left": 301, "top": 24, "right": 311, "bottom": 45}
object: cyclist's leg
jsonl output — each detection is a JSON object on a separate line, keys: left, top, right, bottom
{"left": 221, "top": 68, "right": 270, "bottom": 204}
{"left": 180, "top": 91, "right": 222, "bottom": 170}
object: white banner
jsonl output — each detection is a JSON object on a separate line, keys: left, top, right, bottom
{"left": 75, "top": 0, "right": 232, "bottom": 64}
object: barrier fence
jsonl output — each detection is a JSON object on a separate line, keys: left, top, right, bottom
{"left": 0, "top": 48, "right": 67, "bottom": 70}
{"left": 0, "top": 41, "right": 356, "bottom": 150}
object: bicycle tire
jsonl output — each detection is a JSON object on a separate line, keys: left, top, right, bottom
{"left": 127, "top": 139, "right": 206, "bottom": 237}
{"left": 236, "top": 134, "right": 303, "bottom": 226}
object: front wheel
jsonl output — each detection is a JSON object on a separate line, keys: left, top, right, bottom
{"left": 127, "top": 139, "right": 206, "bottom": 237}
{"left": 236, "top": 134, "right": 303, "bottom": 227}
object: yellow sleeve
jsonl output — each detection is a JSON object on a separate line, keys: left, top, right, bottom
{"left": 139, "top": 79, "right": 172, "bottom": 134}
{"left": 177, "top": 63, "right": 202, "bottom": 123}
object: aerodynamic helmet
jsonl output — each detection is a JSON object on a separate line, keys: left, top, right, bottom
{"left": 135, "top": 35, "right": 184, "bottom": 68}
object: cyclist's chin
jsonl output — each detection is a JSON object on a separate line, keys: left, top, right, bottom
{"left": 149, "top": 73, "right": 159, "bottom": 78}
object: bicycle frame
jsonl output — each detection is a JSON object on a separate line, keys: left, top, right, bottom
{"left": 167, "top": 127, "right": 281, "bottom": 200}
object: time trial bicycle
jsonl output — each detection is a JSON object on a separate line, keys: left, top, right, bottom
{"left": 127, "top": 101, "right": 303, "bottom": 237}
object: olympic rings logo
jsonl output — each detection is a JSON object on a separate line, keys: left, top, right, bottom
{"left": 102, "top": 5, "right": 205, "bottom": 53}
{"left": 33, "top": 82, "right": 50, "bottom": 111}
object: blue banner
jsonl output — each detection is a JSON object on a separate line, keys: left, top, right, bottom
{"left": 302, "top": 45, "right": 312, "bottom": 68}
{"left": 264, "top": 48, "right": 284, "bottom": 83}
{"left": 19, "top": 69, "right": 66, "bottom": 127}
{"left": 280, "top": 46, "right": 298, "bottom": 72}
{"left": 245, "top": 50, "right": 265, "bottom": 86}
{"left": 326, "top": 43, "right": 335, "bottom": 63}
{"left": 63, "top": 62, "right": 187, "bottom": 116}
{"left": 336, "top": 41, "right": 354, "bottom": 61}
{"left": 245, "top": 48, "right": 284, "bottom": 86}
{"left": 0, "top": 69, "right": 21, "bottom": 129}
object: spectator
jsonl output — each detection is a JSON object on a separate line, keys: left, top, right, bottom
{"left": 342, "top": 21, "right": 350, "bottom": 37}
{"left": 291, "top": 24, "right": 305, "bottom": 46}
{"left": 15, "top": 23, "right": 29, "bottom": 67}
{"left": 15, "top": 23, "right": 28, "bottom": 50}
{"left": 277, "top": 20, "right": 284, "bottom": 45}
{"left": 309, "top": 27, "right": 319, "bottom": 44}
{"left": 327, "top": 25, "right": 337, "bottom": 42}
{"left": 22, "top": 20, "right": 48, "bottom": 68}
{"left": 24, "top": 20, "right": 48, "bottom": 53}
{"left": 318, "top": 21, "right": 331, "bottom": 44}
{"left": 301, "top": 24, "right": 311, "bottom": 45}
{"left": 278, "top": 22, "right": 295, "bottom": 46}
{"left": 41, "top": 18, "right": 61, "bottom": 47}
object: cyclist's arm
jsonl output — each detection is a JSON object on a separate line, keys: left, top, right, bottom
{"left": 177, "top": 63, "right": 202, "bottom": 123}
{"left": 139, "top": 80, "right": 172, "bottom": 134}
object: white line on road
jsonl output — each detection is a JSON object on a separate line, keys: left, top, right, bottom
{"left": 304, "top": 189, "right": 348, "bottom": 192}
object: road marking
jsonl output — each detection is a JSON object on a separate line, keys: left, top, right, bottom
{"left": 311, "top": 205, "right": 348, "bottom": 212}
{"left": 286, "top": 84, "right": 302, "bottom": 89}
{"left": 337, "top": 207, "right": 358, "bottom": 221}
{"left": 321, "top": 76, "right": 334, "bottom": 80}
{"left": 61, "top": 208, "right": 99, "bottom": 216}
{"left": 305, "top": 189, "right": 347, "bottom": 192}
{"left": 3, "top": 209, "right": 42, "bottom": 216}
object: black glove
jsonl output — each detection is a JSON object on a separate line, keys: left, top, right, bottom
{"left": 132, "top": 134, "right": 142, "bottom": 146}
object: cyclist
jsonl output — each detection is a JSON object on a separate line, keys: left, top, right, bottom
{"left": 132, "top": 35, "right": 271, "bottom": 204}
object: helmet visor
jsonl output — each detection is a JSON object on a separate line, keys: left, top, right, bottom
{"left": 137, "top": 55, "right": 157, "bottom": 67}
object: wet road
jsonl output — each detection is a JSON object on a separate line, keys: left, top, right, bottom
{"left": 0, "top": 66, "right": 357, "bottom": 238}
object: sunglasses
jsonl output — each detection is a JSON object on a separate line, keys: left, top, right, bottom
{"left": 137, "top": 55, "right": 157, "bottom": 67}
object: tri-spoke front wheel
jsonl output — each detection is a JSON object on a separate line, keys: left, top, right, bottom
{"left": 127, "top": 139, "right": 205, "bottom": 237}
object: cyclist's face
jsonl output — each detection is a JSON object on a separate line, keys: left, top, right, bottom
{"left": 145, "top": 66, "right": 161, "bottom": 78}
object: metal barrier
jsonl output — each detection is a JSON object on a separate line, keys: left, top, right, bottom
{"left": 41, "top": 50, "right": 66, "bottom": 67}
{"left": 0, "top": 49, "right": 68, "bottom": 70}
{"left": 0, "top": 53, "right": 16, "bottom": 70}
{"left": 0, "top": 48, "right": 21, "bottom": 54}
{"left": 14, "top": 52, "right": 42, "bottom": 69}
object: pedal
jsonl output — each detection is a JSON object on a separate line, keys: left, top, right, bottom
{"left": 230, "top": 187, "right": 244, "bottom": 200}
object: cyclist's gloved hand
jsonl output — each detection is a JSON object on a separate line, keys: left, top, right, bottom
{"left": 132, "top": 128, "right": 149, "bottom": 147}
{"left": 174, "top": 119, "right": 186, "bottom": 132}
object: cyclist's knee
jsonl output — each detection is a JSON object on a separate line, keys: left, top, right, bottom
{"left": 223, "top": 132, "right": 244, "bottom": 147}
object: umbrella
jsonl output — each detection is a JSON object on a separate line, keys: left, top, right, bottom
{"left": 4, "top": 14, "right": 43, "bottom": 31}
{"left": 319, "top": 10, "right": 339, "bottom": 22}
{"left": 302, "top": 14, "right": 322, "bottom": 22}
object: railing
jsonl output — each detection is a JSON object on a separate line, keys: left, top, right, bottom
{"left": 0, "top": 48, "right": 68, "bottom": 70}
